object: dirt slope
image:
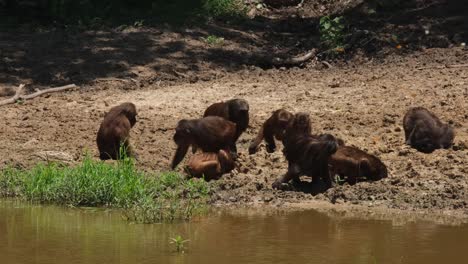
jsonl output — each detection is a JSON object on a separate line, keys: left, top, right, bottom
{"left": 1, "top": 46, "right": 466, "bottom": 218}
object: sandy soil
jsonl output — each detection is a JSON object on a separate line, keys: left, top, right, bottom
{"left": 1, "top": 44, "right": 466, "bottom": 218}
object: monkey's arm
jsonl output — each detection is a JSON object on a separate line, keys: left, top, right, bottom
{"left": 263, "top": 123, "right": 276, "bottom": 153}
{"left": 406, "top": 120, "right": 422, "bottom": 145}
{"left": 272, "top": 162, "right": 301, "bottom": 189}
{"left": 248, "top": 125, "right": 265, "bottom": 154}
{"left": 171, "top": 144, "right": 189, "bottom": 169}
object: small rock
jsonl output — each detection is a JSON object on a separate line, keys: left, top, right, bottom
{"left": 228, "top": 196, "right": 238, "bottom": 202}
{"left": 263, "top": 196, "right": 273, "bottom": 202}
{"left": 383, "top": 115, "right": 396, "bottom": 124}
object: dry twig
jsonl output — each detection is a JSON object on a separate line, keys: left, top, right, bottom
{"left": 271, "top": 48, "right": 317, "bottom": 66}
{"left": 0, "top": 84, "right": 77, "bottom": 106}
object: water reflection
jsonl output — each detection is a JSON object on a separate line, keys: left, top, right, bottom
{"left": 0, "top": 200, "right": 467, "bottom": 264}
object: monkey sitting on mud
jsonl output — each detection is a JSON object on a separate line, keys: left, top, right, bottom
{"left": 96, "top": 102, "right": 138, "bottom": 160}
{"left": 171, "top": 116, "right": 237, "bottom": 169}
{"left": 203, "top": 99, "right": 249, "bottom": 152}
{"left": 403, "top": 107, "right": 455, "bottom": 153}
{"left": 249, "top": 109, "right": 294, "bottom": 154}
{"left": 329, "top": 144, "right": 388, "bottom": 185}
{"left": 184, "top": 150, "right": 235, "bottom": 181}
{"left": 272, "top": 113, "right": 339, "bottom": 190}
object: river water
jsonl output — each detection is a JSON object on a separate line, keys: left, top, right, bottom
{"left": 0, "top": 200, "right": 467, "bottom": 264}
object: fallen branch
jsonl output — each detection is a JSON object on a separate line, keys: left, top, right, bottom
{"left": 271, "top": 48, "right": 317, "bottom": 67}
{"left": 0, "top": 84, "right": 25, "bottom": 105}
{"left": 417, "top": 64, "right": 468, "bottom": 70}
{"left": 0, "top": 84, "right": 77, "bottom": 106}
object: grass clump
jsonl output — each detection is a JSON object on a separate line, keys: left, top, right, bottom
{"left": 202, "top": 0, "right": 246, "bottom": 18}
{"left": 0, "top": 156, "right": 212, "bottom": 223}
{"left": 201, "top": 34, "right": 225, "bottom": 46}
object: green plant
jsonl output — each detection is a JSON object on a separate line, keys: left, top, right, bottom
{"left": 170, "top": 235, "right": 190, "bottom": 253}
{"left": 0, "top": 153, "right": 212, "bottom": 223}
{"left": 202, "top": 0, "right": 246, "bottom": 18}
{"left": 201, "top": 35, "right": 225, "bottom": 46}
{"left": 319, "top": 15, "right": 346, "bottom": 52}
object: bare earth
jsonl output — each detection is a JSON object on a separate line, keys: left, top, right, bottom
{"left": 1, "top": 42, "right": 467, "bottom": 220}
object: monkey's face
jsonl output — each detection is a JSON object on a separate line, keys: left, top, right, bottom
{"left": 174, "top": 120, "right": 192, "bottom": 145}
{"left": 438, "top": 125, "right": 455, "bottom": 149}
{"left": 218, "top": 150, "right": 235, "bottom": 172}
{"left": 128, "top": 115, "right": 137, "bottom": 127}
{"left": 173, "top": 130, "right": 188, "bottom": 145}
{"left": 291, "top": 113, "right": 312, "bottom": 135}
{"left": 369, "top": 160, "right": 388, "bottom": 180}
{"left": 229, "top": 99, "right": 249, "bottom": 121}
{"left": 122, "top": 103, "right": 137, "bottom": 127}
{"left": 410, "top": 128, "right": 436, "bottom": 153}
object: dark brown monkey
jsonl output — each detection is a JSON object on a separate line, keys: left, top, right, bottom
{"left": 184, "top": 150, "right": 235, "bottom": 181}
{"left": 171, "top": 116, "right": 237, "bottom": 169}
{"left": 329, "top": 146, "right": 388, "bottom": 185}
{"left": 403, "top": 107, "right": 455, "bottom": 153}
{"left": 272, "top": 113, "right": 338, "bottom": 190}
{"left": 203, "top": 99, "right": 249, "bottom": 152}
{"left": 248, "top": 109, "right": 294, "bottom": 154}
{"left": 96, "top": 102, "right": 137, "bottom": 160}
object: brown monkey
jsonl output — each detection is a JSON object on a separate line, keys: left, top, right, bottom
{"left": 272, "top": 113, "right": 339, "bottom": 190}
{"left": 96, "top": 102, "right": 137, "bottom": 160}
{"left": 171, "top": 116, "right": 237, "bottom": 169}
{"left": 184, "top": 150, "right": 235, "bottom": 181}
{"left": 203, "top": 99, "right": 249, "bottom": 152}
{"left": 329, "top": 146, "right": 388, "bottom": 185}
{"left": 248, "top": 109, "right": 293, "bottom": 154}
{"left": 403, "top": 107, "right": 455, "bottom": 153}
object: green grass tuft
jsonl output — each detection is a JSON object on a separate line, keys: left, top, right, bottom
{"left": 0, "top": 155, "right": 212, "bottom": 223}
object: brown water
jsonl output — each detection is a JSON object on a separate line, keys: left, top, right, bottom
{"left": 1, "top": 200, "right": 467, "bottom": 264}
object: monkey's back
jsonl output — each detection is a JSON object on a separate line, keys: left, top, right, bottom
{"left": 193, "top": 116, "right": 236, "bottom": 152}
{"left": 96, "top": 114, "right": 132, "bottom": 159}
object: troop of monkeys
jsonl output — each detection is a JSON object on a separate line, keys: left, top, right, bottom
{"left": 96, "top": 99, "right": 455, "bottom": 190}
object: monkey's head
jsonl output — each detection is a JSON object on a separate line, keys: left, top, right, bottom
{"left": 228, "top": 99, "right": 249, "bottom": 123}
{"left": 409, "top": 127, "right": 437, "bottom": 153}
{"left": 273, "top": 109, "right": 294, "bottom": 140}
{"left": 174, "top": 119, "right": 193, "bottom": 145}
{"left": 218, "top": 149, "right": 235, "bottom": 172}
{"left": 360, "top": 157, "right": 388, "bottom": 181}
{"left": 290, "top": 112, "right": 312, "bottom": 135}
{"left": 317, "top": 133, "right": 339, "bottom": 157}
{"left": 277, "top": 109, "right": 294, "bottom": 128}
{"left": 438, "top": 124, "right": 455, "bottom": 149}
{"left": 120, "top": 102, "right": 137, "bottom": 127}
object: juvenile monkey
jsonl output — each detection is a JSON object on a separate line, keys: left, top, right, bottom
{"left": 403, "top": 107, "right": 455, "bottom": 153}
{"left": 96, "top": 102, "right": 138, "bottom": 160}
{"left": 171, "top": 116, "right": 237, "bottom": 169}
{"left": 184, "top": 150, "right": 235, "bottom": 181}
{"left": 329, "top": 146, "right": 388, "bottom": 185}
{"left": 203, "top": 99, "right": 249, "bottom": 152}
{"left": 248, "top": 109, "right": 293, "bottom": 154}
{"left": 273, "top": 113, "right": 338, "bottom": 190}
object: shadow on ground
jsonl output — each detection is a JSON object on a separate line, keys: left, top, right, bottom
{"left": 0, "top": 0, "right": 466, "bottom": 88}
